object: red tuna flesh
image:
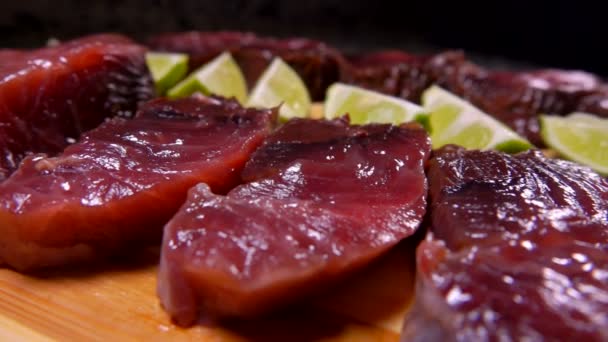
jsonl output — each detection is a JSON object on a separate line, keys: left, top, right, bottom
{"left": 0, "top": 34, "right": 154, "bottom": 181}
{"left": 0, "top": 96, "right": 275, "bottom": 271}
{"left": 341, "top": 50, "right": 434, "bottom": 103}
{"left": 158, "top": 117, "right": 431, "bottom": 326}
{"left": 402, "top": 146, "right": 608, "bottom": 341}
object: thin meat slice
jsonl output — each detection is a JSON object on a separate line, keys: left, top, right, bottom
{"left": 402, "top": 146, "right": 608, "bottom": 341}
{"left": 0, "top": 34, "right": 154, "bottom": 181}
{"left": 0, "top": 96, "right": 276, "bottom": 271}
{"left": 158, "top": 118, "right": 431, "bottom": 326}
{"left": 147, "top": 31, "right": 346, "bottom": 100}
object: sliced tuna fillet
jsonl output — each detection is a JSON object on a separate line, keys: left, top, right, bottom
{"left": 158, "top": 117, "right": 431, "bottom": 326}
{"left": 147, "top": 31, "right": 346, "bottom": 100}
{"left": 0, "top": 96, "right": 276, "bottom": 271}
{"left": 402, "top": 146, "right": 608, "bottom": 341}
{"left": 0, "top": 34, "right": 154, "bottom": 181}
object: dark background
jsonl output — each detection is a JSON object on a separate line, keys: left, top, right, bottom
{"left": 0, "top": 1, "right": 605, "bottom": 75}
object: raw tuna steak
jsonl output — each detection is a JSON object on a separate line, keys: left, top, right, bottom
{"left": 0, "top": 96, "right": 275, "bottom": 271}
{"left": 0, "top": 34, "right": 154, "bottom": 181}
{"left": 402, "top": 146, "right": 608, "bottom": 341}
{"left": 159, "top": 117, "right": 431, "bottom": 326}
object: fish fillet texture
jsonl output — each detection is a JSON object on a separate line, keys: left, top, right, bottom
{"left": 402, "top": 146, "right": 608, "bottom": 341}
{"left": 158, "top": 118, "right": 431, "bottom": 326}
{"left": 0, "top": 96, "right": 275, "bottom": 271}
{"left": 0, "top": 34, "right": 154, "bottom": 181}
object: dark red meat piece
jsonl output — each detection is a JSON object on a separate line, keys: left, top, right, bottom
{"left": 0, "top": 96, "right": 275, "bottom": 271}
{"left": 578, "top": 86, "right": 608, "bottom": 117}
{"left": 0, "top": 34, "right": 154, "bottom": 181}
{"left": 147, "top": 31, "right": 346, "bottom": 100}
{"left": 402, "top": 146, "right": 608, "bottom": 341}
{"left": 158, "top": 118, "right": 431, "bottom": 326}
{"left": 341, "top": 51, "right": 433, "bottom": 102}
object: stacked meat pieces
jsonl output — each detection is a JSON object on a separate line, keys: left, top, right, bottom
{"left": 0, "top": 32, "right": 607, "bottom": 340}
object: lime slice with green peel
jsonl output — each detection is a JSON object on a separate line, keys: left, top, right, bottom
{"left": 168, "top": 52, "right": 247, "bottom": 103}
{"left": 145, "top": 52, "right": 189, "bottom": 95}
{"left": 325, "top": 83, "right": 426, "bottom": 125}
{"left": 540, "top": 114, "right": 608, "bottom": 175}
{"left": 247, "top": 58, "right": 311, "bottom": 121}
{"left": 423, "top": 85, "right": 532, "bottom": 152}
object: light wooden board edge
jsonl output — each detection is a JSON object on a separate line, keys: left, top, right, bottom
{"left": 0, "top": 241, "right": 416, "bottom": 341}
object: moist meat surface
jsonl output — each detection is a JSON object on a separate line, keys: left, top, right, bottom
{"left": 0, "top": 34, "right": 154, "bottom": 181}
{"left": 402, "top": 146, "right": 608, "bottom": 341}
{"left": 158, "top": 118, "right": 431, "bottom": 326}
{"left": 0, "top": 96, "right": 275, "bottom": 271}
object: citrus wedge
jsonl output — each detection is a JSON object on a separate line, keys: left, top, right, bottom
{"left": 423, "top": 85, "right": 532, "bottom": 152}
{"left": 145, "top": 52, "right": 189, "bottom": 95}
{"left": 540, "top": 113, "right": 608, "bottom": 175}
{"left": 168, "top": 52, "right": 247, "bottom": 103}
{"left": 247, "top": 58, "right": 311, "bottom": 121}
{"left": 325, "top": 83, "right": 426, "bottom": 125}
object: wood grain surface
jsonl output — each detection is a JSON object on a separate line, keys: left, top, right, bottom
{"left": 0, "top": 239, "right": 417, "bottom": 341}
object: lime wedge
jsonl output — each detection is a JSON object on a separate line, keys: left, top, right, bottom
{"left": 567, "top": 112, "right": 608, "bottom": 129}
{"left": 145, "top": 52, "right": 189, "bottom": 95}
{"left": 423, "top": 85, "right": 532, "bottom": 152}
{"left": 168, "top": 52, "right": 247, "bottom": 103}
{"left": 540, "top": 114, "right": 608, "bottom": 175}
{"left": 247, "top": 58, "right": 311, "bottom": 121}
{"left": 325, "top": 83, "right": 426, "bottom": 125}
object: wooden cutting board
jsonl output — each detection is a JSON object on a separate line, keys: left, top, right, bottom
{"left": 0, "top": 239, "right": 417, "bottom": 341}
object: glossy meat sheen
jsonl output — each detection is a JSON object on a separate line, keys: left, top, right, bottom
{"left": 402, "top": 146, "right": 608, "bottom": 341}
{"left": 147, "top": 31, "right": 345, "bottom": 100}
{"left": 0, "top": 97, "right": 275, "bottom": 271}
{"left": 0, "top": 34, "right": 154, "bottom": 181}
{"left": 158, "top": 118, "right": 431, "bottom": 326}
